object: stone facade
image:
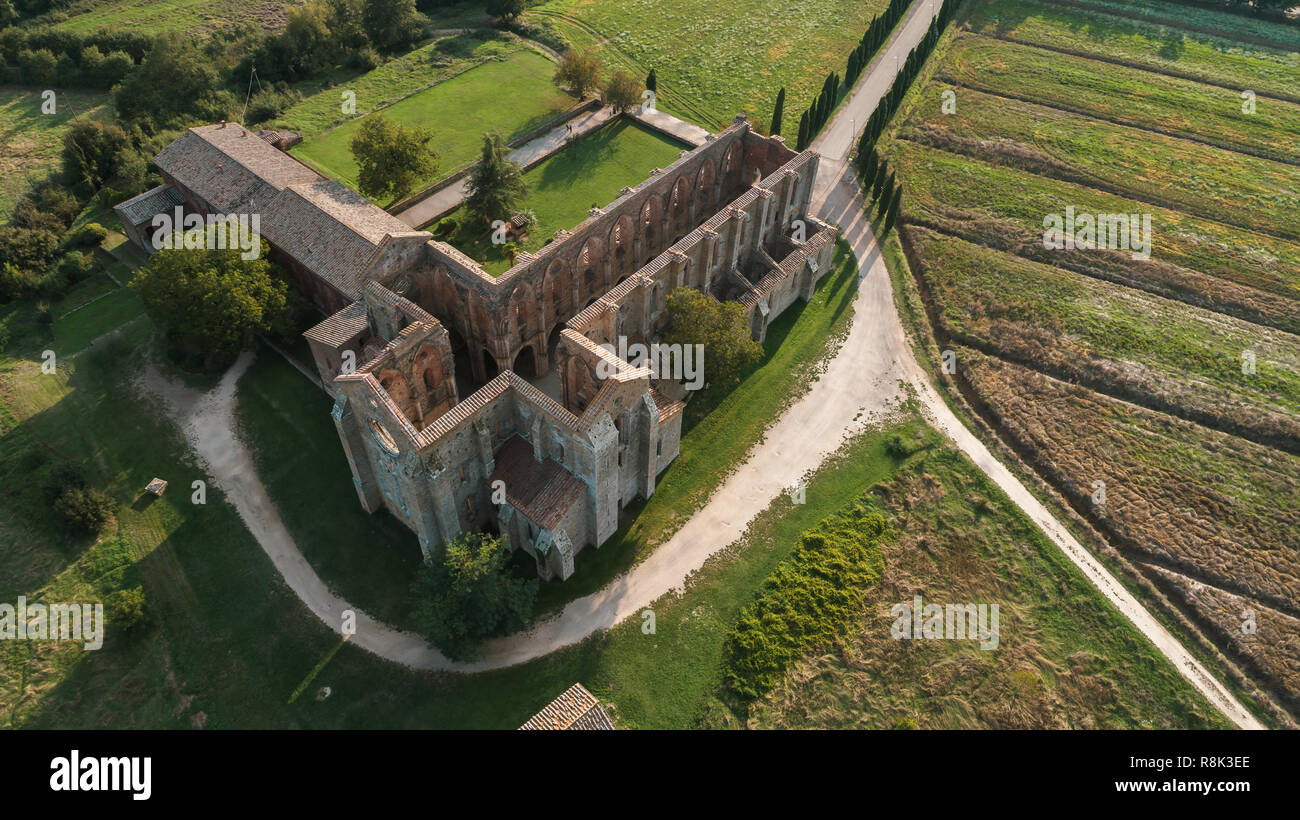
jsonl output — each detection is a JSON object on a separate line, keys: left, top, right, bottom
{"left": 133, "top": 113, "right": 836, "bottom": 582}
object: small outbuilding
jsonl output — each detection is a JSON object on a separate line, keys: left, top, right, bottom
{"left": 145, "top": 478, "right": 169, "bottom": 497}
{"left": 519, "top": 683, "right": 615, "bottom": 730}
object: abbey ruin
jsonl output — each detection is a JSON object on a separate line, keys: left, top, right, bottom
{"left": 119, "top": 113, "right": 836, "bottom": 581}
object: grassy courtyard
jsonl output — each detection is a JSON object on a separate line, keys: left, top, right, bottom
{"left": 431, "top": 118, "right": 688, "bottom": 275}
{"left": 289, "top": 46, "right": 573, "bottom": 202}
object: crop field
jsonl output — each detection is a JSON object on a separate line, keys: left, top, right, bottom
{"left": 906, "top": 227, "right": 1300, "bottom": 450}
{"left": 741, "top": 445, "right": 1231, "bottom": 730}
{"left": 938, "top": 35, "right": 1300, "bottom": 166}
{"left": 886, "top": 0, "right": 1300, "bottom": 715}
{"left": 903, "top": 88, "right": 1300, "bottom": 240}
{"left": 965, "top": 0, "right": 1300, "bottom": 103}
{"left": 289, "top": 46, "right": 572, "bottom": 201}
{"left": 892, "top": 142, "right": 1300, "bottom": 333}
{"left": 432, "top": 119, "right": 687, "bottom": 275}
{"left": 0, "top": 88, "right": 112, "bottom": 221}
{"left": 527, "top": 0, "right": 890, "bottom": 130}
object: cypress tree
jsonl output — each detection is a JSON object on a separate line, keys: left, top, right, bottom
{"left": 646, "top": 68, "right": 657, "bottom": 93}
{"left": 797, "top": 110, "right": 809, "bottom": 150}
{"left": 883, "top": 184, "right": 901, "bottom": 233}
{"left": 872, "top": 159, "right": 889, "bottom": 201}
{"left": 877, "top": 171, "right": 896, "bottom": 218}
{"left": 771, "top": 87, "right": 785, "bottom": 136}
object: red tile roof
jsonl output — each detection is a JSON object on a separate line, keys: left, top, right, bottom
{"left": 489, "top": 436, "right": 585, "bottom": 530}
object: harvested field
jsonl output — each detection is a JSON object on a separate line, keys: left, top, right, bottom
{"left": 960, "top": 348, "right": 1300, "bottom": 619}
{"left": 906, "top": 227, "right": 1300, "bottom": 451}
{"left": 1146, "top": 563, "right": 1300, "bottom": 714}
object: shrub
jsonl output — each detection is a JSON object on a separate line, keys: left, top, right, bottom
{"left": 72, "top": 223, "right": 109, "bottom": 248}
{"left": 54, "top": 486, "right": 115, "bottom": 535}
{"left": 105, "top": 586, "right": 146, "bottom": 629}
{"left": 722, "top": 502, "right": 891, "bottom": 701}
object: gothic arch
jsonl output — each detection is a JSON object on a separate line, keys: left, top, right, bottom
{"left": 608, "top": 214, "right": 635, "bottom": 279}
{"left": 576, "top": 236, "right": 603, "bottom": 304}
{"left": 638, "top": 194, "right": 663, "bottom": 261}
{"left": 413, "top": 344, "right": 444, "bottom": 392}
{"left": 543, "top": 257, "right": 572, "bottom": 325}
{"left": 695, "top": 158, "right": 717, "bottom": 212}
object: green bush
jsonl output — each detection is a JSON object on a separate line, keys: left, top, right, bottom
{"left": 722, "top": 501, "right": 891, "bottom": 701}
{"left": 72, "top": 224, "right": 109, "bottom": 247}
{"left": 105, "top": 586, "right": 146, "bottom": 629}
{"left": 54, "top": 486, "right": 115, "bottom": 535}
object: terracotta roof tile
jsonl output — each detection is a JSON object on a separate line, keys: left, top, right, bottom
{"left": 489, "top": 436, "right": 585, "bottom": 530}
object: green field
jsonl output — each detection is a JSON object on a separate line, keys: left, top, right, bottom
{"left": 0, "top": 87, "right": 112, "bottom": 220}
{"left": 528, "top": 0, "right": 891, "bottom": 130}
{"left": 432, "top": 119, "right": 687, "bottom": 275}
{"left": 903, "top": 86, "right": 1300, "bottom": 240}
{"left": 740, "top": 442, "right": 1232, "bottom": 729}
{"left": 290, "top": 47, "right": 573, "bottom": 201}
{"left": 966, "top": 0, "right": 1300, "bottom": 103}
{"left": 939, "top": 34, "right": 1300, "bottom": 165}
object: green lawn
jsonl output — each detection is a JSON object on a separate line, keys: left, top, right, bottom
{"left": 289, "top": 47, "right": 573, "bottom": 202}
{"left": 432, "top": 118, "right": 688, "bottom": 275}
{"left": 528, "top": 0, "right": 891, "bottom": 130}
{"left": 0, "top": 87, "right": 112, "bottom": 221}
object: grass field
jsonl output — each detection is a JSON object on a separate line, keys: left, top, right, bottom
{"left": 289, "top": 46, "right": 572, "bottom": 202}
{"left": 740, "top": 442, "right": 1232, "bottom": 729}
{"left": 43, "top": 0, "right": 485, "bottom": 36}
{"left": 0, "top": 87, "right": 112, "bottom": 221}
{"left": 885, "top": 0, "right": 1300, "bottom": 716}
{"left": 432, "top": 119, "right": 687, "bottom": 275}
{"left": 527, "top": 0, "right": 891, "bottom": 130}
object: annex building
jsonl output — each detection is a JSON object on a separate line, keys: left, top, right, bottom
{"left": 121, "top": 114, "right": 836, "bottom": 581}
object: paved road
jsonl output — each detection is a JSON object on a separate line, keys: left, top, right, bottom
{"left": 166, "top": 0, "right": 1261, "bottom": 728}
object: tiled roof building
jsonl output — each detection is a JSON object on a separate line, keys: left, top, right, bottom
{"left": 519, "top": 683, "right": 615, "bottom": 730}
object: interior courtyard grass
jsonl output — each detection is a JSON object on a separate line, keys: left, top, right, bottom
{"left": 430, "top": 118, "right": 688, "bottom": 275}
{"left": 289, "top": 47, "right": 573, "bottom": 203}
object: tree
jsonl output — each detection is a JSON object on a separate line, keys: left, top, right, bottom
{"left": 797, "top": 110, "right": 809, "bottom": 150}
{"left": 553, "top": 48, "right": 602, "bottom": 99}
{"left": 645, "top": 68, "right": 657, "bottom": 93}
{"left": 54, "top": 486, "right": 114, "bottom": 535}
{"left": 362, "top": 0, "right": 424, "bottom": 54}
{"left": 464, "top": 132, "right": 526, "bottom": 226}
{"left": 410, "top": 532, "right": 538, "bottom": 660}
{"left": 63, "top": 120, "right": 131, "bottom": 190}
{"left": 486, "top": 0, "right": 525, "bottom": 20}
{"left": 883, "top": 184, "right": 902, "bottom": 233}
{"left": 877, "top": 171, "right": 896, "bottom": 219}
{"left": 871, "top": 158, "right": 889, "bottom": 201}
{"left": 114, "top": 32, "right": 221, "bottom": 129}
{"left": 602, "top": 69, "right": 642, "bottom": 113}
{"left": 770, "top": 87, "right": 785, "bottom": 136}
{"left": 350, "top": 115, "right": 438, "bottom": 201}
{"left": 130, "top": 242, "right": 289, "bottom": 371}
{"left": 662, "top": 287, "right": 763, "bottom": 394}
